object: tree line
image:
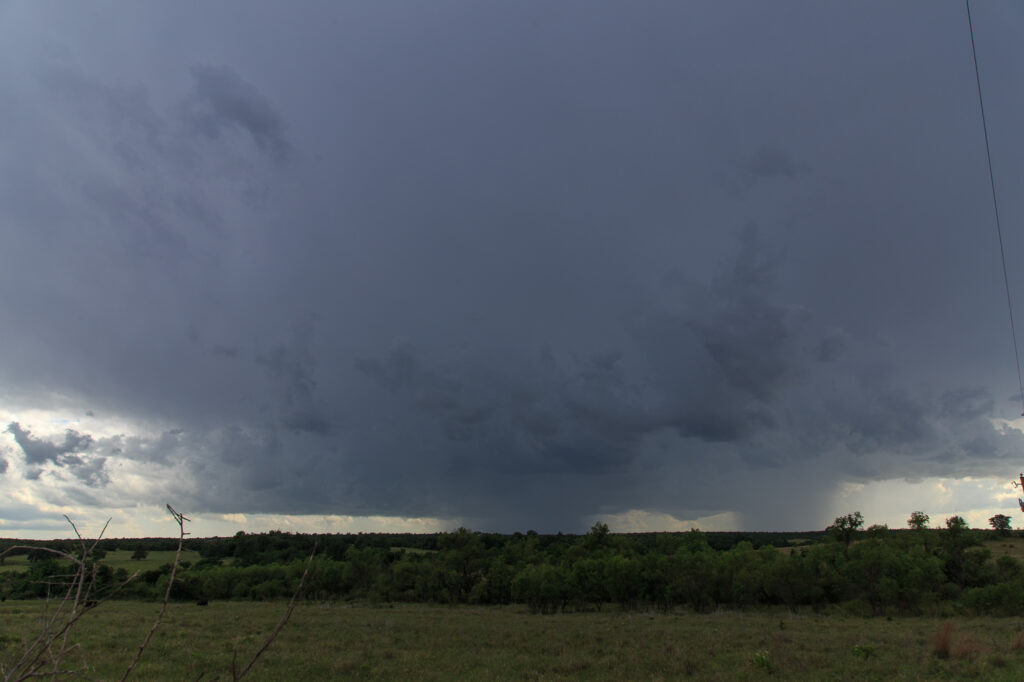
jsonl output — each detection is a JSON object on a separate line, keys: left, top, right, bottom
{"left": 2, "top": 513, "right": 1023, "bottom": 616}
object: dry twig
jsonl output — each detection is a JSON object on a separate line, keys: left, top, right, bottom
{"left": 3, "top": 506, "right": 304, "bottom": 681}
{"left": 232, "top": 542, "right": 317, "bottom": 681}
{"left": 119, "top": 505, "right": 190, "bottom": 681}
{"left": 0, "top": 517, "right": 112, "bottom": 682}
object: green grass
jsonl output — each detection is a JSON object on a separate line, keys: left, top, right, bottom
{"left": 0, "top": 555, "right": 32, "bottom": 573}
{"left": 99, "top": 549, "right": 202, "bottom": 572}
{"left": 0, "top": 550, "right": 203, "bottom": 575}
{"left": 3, "top": 601, "right": 1024, "bottom": 680}
{"left": 985, "top": 534, "right": 1024, "bottom": 564}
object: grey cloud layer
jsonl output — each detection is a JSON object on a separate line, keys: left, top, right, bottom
{"left": 184, "top": 65, "right": 290, "bottom": 164}
{"left": 1, "top": 1, "right": 1022, "bottom": 531}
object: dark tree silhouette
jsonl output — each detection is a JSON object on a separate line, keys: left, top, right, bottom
{"left": 828, "top": 512, "right": 864, "bottom": 547}
{"left": 907, "top": 511, "right": 929, "bottom": 531}
{"left": 989, "top": 514, "right": 1012, "bottom": 535}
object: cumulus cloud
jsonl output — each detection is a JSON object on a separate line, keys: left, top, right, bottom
{"left": 7, "top": 422, "right": 93, "bottom": 466}
{"left": 6, "top": 422, "right": 107, "bottom": 487}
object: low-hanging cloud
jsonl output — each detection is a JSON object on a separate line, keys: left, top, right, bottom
{"left": 7, "top": 222, "right": 1016, "bottom": 531}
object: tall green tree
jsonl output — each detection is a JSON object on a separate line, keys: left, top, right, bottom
{"left": 828, "top": 512, "right": 864, "bottom": 547}
{"left": 583, "top": 522, "right": 611, "bottom": 552}
{"left": 907, "top": 511, "right": 929, "bottom": 530}
{"left": 941, "top": 515, "right": 985, "bottom": 587}
{"left": 511, "top": 563, "right": 566, "bottom": 614}
{"left": 945, "top": 515, "right": 968, "bottom": 534}
{"left": 439, "top": 527, "right": 486, "bottom": 601}
{"left": 989, "top": 514, "right": 1012, "bottom": 535}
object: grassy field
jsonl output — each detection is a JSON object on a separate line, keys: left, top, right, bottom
{"left": 99, "top": 549, "right": 202, "bottom": 572}
{"left": 0, "top": 549, "right": 203, "bottom": 574}
{"left": 0, "top": 554, "right": 32, "bottom": 573}
{"left": 985, "top": 535, "right": 1024, "bottom": 563}
{"left": 3, "top": 601, "right": 1024, "bottom": 680}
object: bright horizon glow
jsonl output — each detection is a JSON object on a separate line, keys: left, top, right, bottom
{"left": 830, "top": 476, "right": 1019, "bottom": 532}
{"left": 3, "top": 397, "right": 1023, "bottom": 540}
{"left": 0, "top": 505, "right": 459, "bottom": 541}
{"left": 3, "top": 412, "right": 1021, "bottom": 539}
{"left": 2, "top": 474, "right": 1019, "bottom": 540}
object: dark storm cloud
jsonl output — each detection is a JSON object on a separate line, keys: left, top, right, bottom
{"left": 816, "top": 328, "right": 850, "bottom": 363}
{"left": 685, "top": 226, "right": 802, "bottom": 402}
{"left": 742, "top": 146, "right": 811, "bottom": 183}
{"left": 2, "top": 1, "right": 1023, "bottom": 532}
{"left": 183, "top": 65, "right": 289, "bottom": 163}
{"left": 335, "top": 228, "right": 819, "bottom": 521}
{"left": 41, "top": 67, "right": 164, "bottom": 152}
{"left": 255, "top": 317, "right": 333, "bottom": 434}
{"left": 212, "top": 345, "right": 239, "bottom": 359}
{"left": 354, "top": 344, "right": 424, "bottom": 392}
{"left": 939, "top": 387, "right": 995, "bottom": 421}
{"left": 724, "top": 146, "right": 811, "bottom": 195}
{"left": 839, "top": 381, "right": 934, "bottom": 456}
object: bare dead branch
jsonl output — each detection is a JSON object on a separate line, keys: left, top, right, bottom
{"left": 4, "top": 508, "right": 301, "bottom": 681}
{"left": 119, "top": 505, "right": 189, "bottom": 682}
{"left": 0, "top": 547, "right": 76, "bottom": 563}
{"left": 14, "top": 669, "right": 80, "bottom": 679}
{"left": 53, "top": 519, "right": 110, "bottom": 678}
{"left": 232, "top": 543, "right": 317, "bottom": 681}
{"left": 3, "top": 517, "right": 111, "bottom": 682}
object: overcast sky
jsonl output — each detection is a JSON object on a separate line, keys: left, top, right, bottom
{"left": 3, "top": 1, "right": 1024, "bottom": 539}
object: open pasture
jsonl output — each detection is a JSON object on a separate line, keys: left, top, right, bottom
{"left": 0, "top": 554, "right": 32, "bottom": 573}
{"left": 0, "top": 549, "right": 203, "bottom": 575}
{"left": 99, "top": 549, "right": 202, "bottom": 572}
{"left": 3, "top": 601, "right": 1024, "bottom": 680}
{"left": 985, "top": 535, "right": 1024, "bottom": 564}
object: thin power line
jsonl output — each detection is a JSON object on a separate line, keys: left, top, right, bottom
{"left": 966, "top": 0, "right": 1024, "bottom": 415}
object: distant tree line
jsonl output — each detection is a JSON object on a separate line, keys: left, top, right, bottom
{"left": 3, "top": 515, "right": 1024, "bottom": 616}
{"left": 0, "top": 529, "right": 823, "bottom": 564}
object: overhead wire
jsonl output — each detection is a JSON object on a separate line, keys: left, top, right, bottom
{"left": 965, "top": 0, "right": 1024, "bottom": 415}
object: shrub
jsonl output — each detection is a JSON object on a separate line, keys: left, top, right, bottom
{"left": 511, "top": 563, "right": 566, "bottom": 614}
{"left": 851, "top": 645, "right": 874, "bottom": 658}
{"left": 960, "top": 582, "right": 1024, "bottom": 616}
{"left": 752, "top": 648, "right": 772, "bottom": 673}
